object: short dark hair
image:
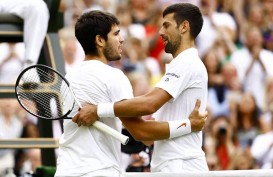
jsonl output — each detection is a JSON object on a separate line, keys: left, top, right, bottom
{"left": 163, "top": 3, "right": 203, "bottom": 39}
{"left": 75, "top": 10, "right": 120, "bottom": 55}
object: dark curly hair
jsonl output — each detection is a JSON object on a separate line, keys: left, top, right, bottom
{"left": 163, "top": 3, "right": 203, "bottom": 39}
{"left": 75, "top": 10, "right": 120, "bottom": 56}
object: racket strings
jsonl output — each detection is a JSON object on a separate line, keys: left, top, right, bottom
{"left": 17, "top": 67, "right": 71, "bottom": 119}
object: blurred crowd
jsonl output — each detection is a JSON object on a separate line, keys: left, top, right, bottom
{"left": 0, "top": 0, "right": 273, "bottom": 176}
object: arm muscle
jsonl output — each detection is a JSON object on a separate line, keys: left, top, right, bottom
{"left": 115, "top": 87, "right": 172, "bottom": 117}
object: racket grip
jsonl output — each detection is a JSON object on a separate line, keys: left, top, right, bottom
{"left": 92, "top": 121, "right": 129, "bottom": 145}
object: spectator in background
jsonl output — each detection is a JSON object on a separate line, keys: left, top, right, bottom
{"left": 0, "top": 0, "right": 49, "bottom": 68}
{"left": 264, "top": 30, "right": 273, "bottom": 51}
{"left": 0, "top": 43, "right": 24, "bottom": 84}
{"left": 236, "top": 3, "right": 265, "bottom": 43}
{"left": 0, "top": 99, "right": 23, "bottom": 175}
{"left": 144, "top": 3, "right": 165, "bottom": 63}
{"left": 203, "top": 49, "right": 225, "bottom": 118}
{"left": 251, "top": 113, "right": 273, "bottom": 169}
{"left": 75, "top": 0, "right": 116, "bottom": 14}
{"left": 196, "top": 0, "right": 237, "bottom": 58}
{"left": 20, "top": 149, "right": 41, "bottom": 175}
{"left": 232, "top": 0, "right": 273, "bottom": 46}
{"left": 207, "top": 62, "right": 241, "bottom": 120}
{"left": 202, "top": 48, "right": 223, "bottom": 88}
{"left": 232, "top": 92, "right": 268, "bottom": 150}
{"left": 129, "top": 0, "right": 156, "bottom": 25}
{"left": 14, "top": 121, "right": 40, "bottom": 176}
{"left": 204, "top": 115, "right": 238, "bottom": 170}
{"left": 62, "top": 38, "right": 83, "bottom": 72}
{"left": 228, "top": 148, "right": 256, "bottom": 170}
{"left": 122, "top": 37, "right": 161, "bottom": 86}
{"left": 263, "top": 76, "right": 273, "bottom": 124}
{"left": 115, "top": 4, "right": 146, "bottom": 41}
{"left": 261, "top": 0, "right": 273, "bottom": 39}
{"left": 230, "top": 26, "right": 273, "bottom": 111}
{"left": 58, "top": 2, "right": 85, "bottom": 74}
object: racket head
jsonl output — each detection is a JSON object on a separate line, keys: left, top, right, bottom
{"left": 15, "top": 64, "right": 75, "bottom": 120}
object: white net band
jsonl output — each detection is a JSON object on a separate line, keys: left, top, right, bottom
{"left": 122, "top": 170, "right": 273, "bottom": 177}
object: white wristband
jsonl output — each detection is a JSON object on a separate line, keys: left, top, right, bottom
{"left": 168, "top": 119, "right": 191, "bottom": 139}
{"left": 97, "top": 103, "right": 115, "bottom": 118}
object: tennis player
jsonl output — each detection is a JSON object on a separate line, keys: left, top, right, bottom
{"left": 55, "top": 9, "right": 207, "bottom": 177}
{"left": 73, "top": 3, "right": 209, "bottom": 172}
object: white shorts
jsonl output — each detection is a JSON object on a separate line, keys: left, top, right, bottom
{"left": 151, "top": 157, "right": 209, "bottom": 172}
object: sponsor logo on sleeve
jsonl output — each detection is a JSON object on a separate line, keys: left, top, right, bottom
{"left": 166, "top": 73, "right": 180, "bottom": 78}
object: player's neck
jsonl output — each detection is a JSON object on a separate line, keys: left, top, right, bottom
{"left": 173, "top": 40, "right": 195, "bottom": 58}
{"left": 85, "top": 54, "right": 107, "bottom": 64}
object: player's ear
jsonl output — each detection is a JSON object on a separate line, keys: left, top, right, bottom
{"left": 179, "top": 20, "right": 189, "bottom": 34}
{"left": 95, "top": 35, "right": 105, "bottom": 47}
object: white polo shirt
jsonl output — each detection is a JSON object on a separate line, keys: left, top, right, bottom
{"left": 55, "top": 60, "right": 133, "bottom": 177}
{"left": 151, "top": 48, "right": 208, "bottom": 171}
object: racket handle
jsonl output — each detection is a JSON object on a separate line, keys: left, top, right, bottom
{"left": 92, "top": 121, "right": 129, "bottom": 145}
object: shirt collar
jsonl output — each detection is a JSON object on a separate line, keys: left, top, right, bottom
{"left": 175, "top": 48, "right": 198, "bottom": 60}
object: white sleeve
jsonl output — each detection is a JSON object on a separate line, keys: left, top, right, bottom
{"left": 155, "top": 65, "right": 190, "bottom": 102}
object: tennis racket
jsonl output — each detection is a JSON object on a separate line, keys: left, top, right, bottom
{"left": 15, "top": 64, "right": 129, "bottom": 145}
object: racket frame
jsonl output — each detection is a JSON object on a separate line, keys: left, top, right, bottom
{"left": 15, "top": 64, "right": 74, "bottom": 120}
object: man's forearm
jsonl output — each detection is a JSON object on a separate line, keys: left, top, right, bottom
{"left": 120, "top": 117, "right": 193, "bottom": 142}
{"left": 98, "top": 88, "right": 172, "bottom": 118}
{"left": 114, "top": 96, "right": 157, "bottom": 117}
{"left": 120, "top": 117, "right": 169, "bottom": 141}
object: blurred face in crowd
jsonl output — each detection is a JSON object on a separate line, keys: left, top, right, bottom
{"left": 245, "top": 27, "right": 263, "bottom": 50}
{"left": 263, "top": 0, "right": 273, "bottom": 13}
{"left": 248, "top": 5, "right": 263, "bottom": 26}
{"left": 201, "top": 0, "right": 217, "bottom": 15}
{"left": 63, "top": 39, "right": 77, "bottom": 64}
{"left": 104, "top": 24, "right": 124, "bottom": 62}
{"left": 203, "top": 50, "right": 219, "bottom": 74}
{"left": 159, "top": 13, "right": 182, "bottom": 55}
{"left": 222, "top": 63, "right": 240, "bottom": 89}
{"left": 238, "top": 92, "right": 256, "bottom": 114}
{"left": 0, "top": 98, "right": 18, "bottom": 118}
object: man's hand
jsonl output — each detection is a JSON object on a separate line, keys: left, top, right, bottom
{"left": 189, "top": 99, "right": 207, "bottom": 132}
{"left": 72, "top": 104, "right": 99, "bottom": 126}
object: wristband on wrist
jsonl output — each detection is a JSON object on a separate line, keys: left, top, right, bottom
{"left": 97, "top": 103, "right": 115, "bottom": 118}
{"left": 168, "top": 119, "right": 191, "bottom": 139}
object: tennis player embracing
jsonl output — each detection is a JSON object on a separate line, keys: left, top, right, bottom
{"left": 56, "top": 5, "right": 207, "bottom": 177}
{"left": 73, "top": 3, "right": 209, "bottom": 174}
